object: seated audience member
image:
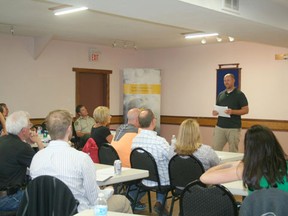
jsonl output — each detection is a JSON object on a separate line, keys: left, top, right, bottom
{"left": 200, "top": 125, "right": 288, "bottom": 194}
{"left": 0, "top": 105, "right": 7, "bottom": 136}
{"left": 74, "top": 105, "right": 95, "bottom": 148}
{"left": 91, "top": 106, "right": 113, "bottom": 148}
{"left": 111, "top": 108, "right": 140, "bottom": 167}
{"left": 30, "top": 109, "right": 132, "bottom": 213}
{"left": 0, "top": 103, "right": 9, "bottom": 118}
{"left": 131, "top": 109, "right": 170, "bottom": 214}
{"left": 0, "top": 111, "right": 44, "bottom": 211}
{"left": 169, "top": 119, "right": 220, "bottom": 171}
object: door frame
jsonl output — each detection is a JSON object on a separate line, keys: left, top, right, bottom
{"left": 72, "top": 67, "right": 112, "bottom": 110}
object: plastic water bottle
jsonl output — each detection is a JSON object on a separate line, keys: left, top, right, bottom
{"left": 94, "top": 193, "right": 107, "bottom": 216}
{"left": 171, "top": 134, "right": 177, "bottom": 146}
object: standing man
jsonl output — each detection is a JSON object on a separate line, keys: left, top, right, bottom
{"left": 0, "top": 111, "right": 44, "bottom": 211}
{"left": 74, "top": 105, "right": 95, "bottom": 148}
{"left": 30, "top": 109, "right": 132, "bottom": 213}
{"left": 212, "top": 73, "right": 249, "bottom": 152}
{"left": 111, "top": 108, "right": 140, "bottom": 167}
{"left": 131, "top": 109, "right": 170, "bottom": 215}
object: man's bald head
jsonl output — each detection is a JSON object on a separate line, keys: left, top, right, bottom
{"left": 127, "top": 108, "right": 141, "bottom": 127}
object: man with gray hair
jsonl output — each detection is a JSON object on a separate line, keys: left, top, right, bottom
{"left": 0, "top": 111, "right": 44, "bottom": 211}
{"left": 112, "top": 108, "right": 140, "bottom": 168}
{"left": 30, "top": 109, "right": 132, "bottom": 213}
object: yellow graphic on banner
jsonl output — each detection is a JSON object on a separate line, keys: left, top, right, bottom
{"left": 124, "top": 84, "right": 161, "bottom": 94}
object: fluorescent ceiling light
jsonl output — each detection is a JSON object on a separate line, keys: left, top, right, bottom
{"left": 54, "top": 6, "right": 88, "bottom": 16}
{"left": 184, "top": 32, "right": 219, "bottom": 39}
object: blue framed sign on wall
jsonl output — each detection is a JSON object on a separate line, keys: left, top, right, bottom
{"left": 216, "top": 63, "right": 241, "bottom": 99}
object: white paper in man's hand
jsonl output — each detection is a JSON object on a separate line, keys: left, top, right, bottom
{"left": 214, "top": 105, "right": 231, "bottom": 118}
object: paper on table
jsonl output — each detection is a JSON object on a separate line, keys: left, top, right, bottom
{"left": 96, "top": 167, "right": 129, "bottom": 182}
{"left": 214, "top": 105, "right": 230, "bottom": 118}
{"left": 96, "top": 167, "right": 114, "bottom": 182}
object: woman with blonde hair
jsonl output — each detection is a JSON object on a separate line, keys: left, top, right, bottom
{"left": 169, "top": 119, "right": 220, "bottom": 170}
{"left": 90, "top": 106, "right": 113, "bottom": 148}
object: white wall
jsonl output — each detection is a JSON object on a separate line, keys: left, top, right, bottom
{"left": 1, "top": 33, "right": 288, "bottom": 121}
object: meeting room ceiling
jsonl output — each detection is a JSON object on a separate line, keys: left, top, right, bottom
{"left": 0, "top": 0, "right": 288, "bottom": 49}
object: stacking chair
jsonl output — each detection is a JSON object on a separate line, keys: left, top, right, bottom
{"left": 0, "top": 210, "right": 17, "bottom": 216}
{"left": 239, "top": 188, "right": 288, "bottom": 215}
{"left": 17, "top": 175, "right": 79, "bottom": 216}
{"left": 130, "top": 147, "right": 170, "bottom": 214}
{"left": 98, "top": 144, "right": 126, "bottom": 194}
{"left": 180, "top": 180, "right": 238, "bottom": 216}
{"left": 98, "top": 143, "right": 120, "bottom": 165}
{"left": 168, "top": 154, "right": 205, "bottom": 216}
{"left": 70, "top": 122, "right": 80, "bottom": 149}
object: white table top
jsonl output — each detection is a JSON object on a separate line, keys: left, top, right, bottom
{"left": 222, "top": 180, "right": 248, "bottom": 197}
{"left": 95, "top": 163, "right": 149, "bottom": 186}
{"left": 214, "top": 152, "right": 246, "bottom": 196}
{"left": 74, "top": 210, "right": 141, "bottom": 216}
{"left": 215, "top": 151, "right": 244, "bottom": 164}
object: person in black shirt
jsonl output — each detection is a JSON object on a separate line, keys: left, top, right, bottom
{"left": 212, "top": 73, "right": 249, "bottom": 152}
{"left": 0, "top": 111, "right": 44, "bottom": 211}
{"left": 90, "top": 106, "right": 113, "bottom": 148}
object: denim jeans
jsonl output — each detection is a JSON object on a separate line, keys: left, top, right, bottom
{"left": 128, "top": 184, "right": 166, "bottom": 204}
{"left": 156, "top": 192, "right": 165, "bottom": 204}
{"left": 0, "top": 190, "right": 24, "bottom": 211}
{"left": 128, "top": 184, "right": 146, "bottom": 203}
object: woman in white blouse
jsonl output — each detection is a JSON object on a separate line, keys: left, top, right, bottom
{"left": 169, "top": 119, "right": 220, "bottom": 171}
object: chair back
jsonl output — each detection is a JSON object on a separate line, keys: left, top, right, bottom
{"left": 82, "top": 138, "right": 99, "bottom": 163}
{"left": 98, "top": 143, "right": 120, "bottom": 165}
{"left": 0, "top": 211, "right": 17, "bottom": 216}
{"left": 130, "top": 147, "right": 161, "bottom": 187}
{"left": 180, "top": 180, "right": 237, "bottom": 216}
{"left": 239, "top": 188, "right": 288, "bottom": 216}
{"left": 17, "top": 175, "right": 79, "bottom": 216}
{"left": 169, "top": 154, "right": 204, "bottom": 193}
{"left": 70, "top": 122, "right": 80, "bottom": 148}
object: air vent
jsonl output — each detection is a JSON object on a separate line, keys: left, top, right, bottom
{"left": 222, "top": 0, "right": 239, "bottom": 12}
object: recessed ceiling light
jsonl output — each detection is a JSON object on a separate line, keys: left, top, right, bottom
{"left": 216, "top": 37, "right": 222, "bottom": 42}
{"left": 228, "top": 36, "right": 235, "bottom": 42}
{"left": 201, "top": 38, "right": 207, "bottom": 44}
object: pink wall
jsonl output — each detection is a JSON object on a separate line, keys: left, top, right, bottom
{"left": 1, "top": 33, "right": 288, "bottom": 153}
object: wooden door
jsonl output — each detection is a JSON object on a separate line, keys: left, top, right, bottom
{"left": 73, "top": 68, "right": 112, "bottom": 116}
